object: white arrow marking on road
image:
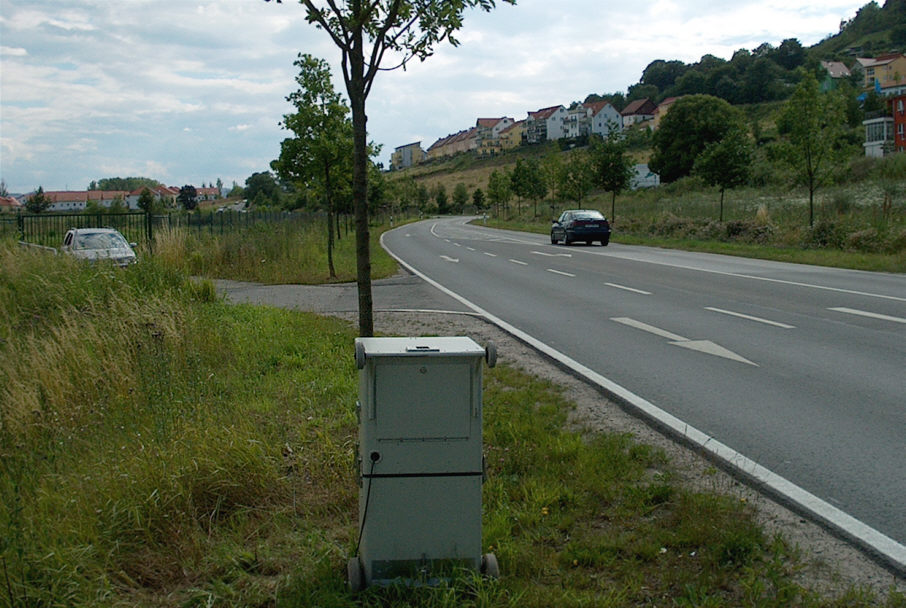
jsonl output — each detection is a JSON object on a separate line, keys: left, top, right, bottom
{"left": 669, "top": 340, "right": 758, "bottom": 366}
{"left": 440, "top": 255, "right": 460, "bottom": 263}
{"left": 532, "top": 250, "right": 572, "bottom": 258}
{"left": 611, "top": 317, "right": 758, "bottom": 366}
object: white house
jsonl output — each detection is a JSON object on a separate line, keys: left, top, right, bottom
{"left": 524, "top": 105, "right": 567, "bottom": 144}
{"left": 586, "top": 101, "right": 622, "bottom": 138}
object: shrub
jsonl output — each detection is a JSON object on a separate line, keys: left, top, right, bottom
{"left": 803, "top": 220, "right": 845, "bottom": 249}
{"left": 845, "top": 228, "right": 882, "bottom": 253}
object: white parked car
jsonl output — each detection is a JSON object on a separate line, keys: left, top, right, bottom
{"left": 61, "top": 228, "right": 137, "bottom": 266}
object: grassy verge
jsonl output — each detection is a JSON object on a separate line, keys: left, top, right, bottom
{"left": 2, "top": 242, "right": 904, "bottom": 606}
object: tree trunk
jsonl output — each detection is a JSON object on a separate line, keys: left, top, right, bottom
{"left": 348, "top": 31, "right": 374, "bottom": 337}
{"left": 719, "top": 188, "right": 725, "bottom": 222}
{"left": 324, "top": 163, "right": 336, "bottom": 279}
{"left": 611, "top": 191, "right": 616, "bottom": 223}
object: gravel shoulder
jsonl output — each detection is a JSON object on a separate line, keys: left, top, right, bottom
{"left": 215, "top": 272, "right": 905, "bottom": 598}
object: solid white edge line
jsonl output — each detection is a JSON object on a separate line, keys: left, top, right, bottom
{"left": 379, "top": 227, "right": 906, "bottom": 575}
{"left": 705, "top": 307, "right": 796, "bottom": 329}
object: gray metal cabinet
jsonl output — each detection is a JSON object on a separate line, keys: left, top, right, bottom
{"left": 349, "top": 336, "right": 498, "bottom": 589}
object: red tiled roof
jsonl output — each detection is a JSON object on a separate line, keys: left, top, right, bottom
{"left": 583, "top": 101, "right": 614, "bottom": 116}
{"left": 0, "top": 196, "right": 23, "bottom": 209}
{"left": 529, "top": 105, "right": 562, "bottom": 120}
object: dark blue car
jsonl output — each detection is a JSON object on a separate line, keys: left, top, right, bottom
{"left": 550, "top": 209, "right": 610, "bottom": 246}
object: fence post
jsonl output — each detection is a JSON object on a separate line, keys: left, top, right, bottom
{"left": 17, "top": 211, "right": 24, "bottom": 240}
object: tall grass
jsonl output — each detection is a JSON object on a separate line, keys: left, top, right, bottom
{"left": 151, "top": 219, "right": 399, "bottom": 284}
{"left": 2, "top": 243, "right": 903, "bottom": 606}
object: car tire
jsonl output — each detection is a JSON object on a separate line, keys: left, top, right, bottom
{"left": 563, "top": 232, "right": 571, "bottom": 246}
{"left": 601, "top": 239, "right": 609, "bottom": 247}
{"left": 550, "top": 233, "right": 557, "bottom": 244}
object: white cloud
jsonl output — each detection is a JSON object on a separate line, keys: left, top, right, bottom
{"left": 0, "top": 0, "right": 869, "bottom": 192}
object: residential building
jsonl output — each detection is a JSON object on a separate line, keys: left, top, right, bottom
{"left": 564, "top": 104, "right": 592, "bottom": 139}
{"left": 621, "top": 98, "right": 657, "bottom": 128}
{"left": 524, "top": 105, "right": 567, "bottom": 144}
{"left": 391, "top": 142, "right": 427, "bottom": 170}
{"left": 586, "top": 101, "right": 622, "bottom": 138}
{"left": 857, "top": 54, "right": 906, "bottom": 95}
{"left": 426, "top": 128, "right": 478, "bottom": 160}
{"left": 498, "top": 120, "right": 524, "bottom": 151}
{"left": 863, "top": 114, "right": 895, "bottom": 157}
{"left": 0, "top": 196, "right": 24, "bottom": 212}
{"left": 652, "top": 97, "right": 679, "bottom": 130}
{"left": 36, "top": 190, "right": 131, "bottom": 212}
{"left": 475, "top": 117, "right": 515, "bottom": 156}
{"left": 820, "top": 61, "right": 852, "bottom": 92}
{"left": 893, "top": 94, "right": 906, "bottom": 153}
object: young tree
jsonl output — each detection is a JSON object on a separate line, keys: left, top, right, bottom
{"left": 137, "top": 188, "right": 156, "bottom": 213}
{"left": 472, "top": 187, "right": 486, "bottom": 211}
{"left": 452, "top": 182, "right": 469, "bottom": 213}
{"left": 693, "top": 127, "right": 753, "bottom": 221}
{"left": 487, "top": 169, "right": 512, "bottom": 218}
{"left": 265, "top": 0, "right": 515, "bottom": 337}
{"left": 178, "top": 185, "right": 198, "bottom": 210}
{"left": 557, "top": 151, "right": 594, "bottom": 204}
{"left": 271, "top": 53, "right": 353, "bottom": 279}
{"left": 25, "top": 186, "right": 50, "bottom": 213}
{"left": 777, "top": 71, "right": 849, "bottom": 226}
{"left": 589, "top": 131, "right": 634, "bottom": 222}
{"left": 434, "top": 183, "right": 449, "bottom": 214}
{"left": 510, "top": 158, "right": 547, "bottom": 217}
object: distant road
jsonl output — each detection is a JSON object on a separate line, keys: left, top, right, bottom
{"left": 381, "top": 217, "right": 906, "bottom": 571}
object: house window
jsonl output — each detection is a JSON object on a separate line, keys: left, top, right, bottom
{"left": 898, "top": 100, "right": 905, "bottom": 115}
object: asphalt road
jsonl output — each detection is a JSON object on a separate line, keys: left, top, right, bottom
{"left": 380, "top": 216, "right": 906, "bottom": 569}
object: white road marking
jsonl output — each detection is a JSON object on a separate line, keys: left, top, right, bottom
{"left": 670, "top": 340, "right": 758, "bottom": 366}
{"left": 611, "top": 317, "right": 757, "bottom": 366}
{"left": 454, "top": 242, "right": 462, "bottom": 247}
{"left": 381, "top": 224, "right": 906, "bottom": 569}
{"left": 532, "top": 250, "right": 572, "bottom": 258}
{"left": 547, "top": 269, "right": 575, "bottom": 277}
{"left": 606, "top": 282, "right": 652, "bottom": 295}
{"left": 439, "top": 255, "right": 459, "bottom": 263}
{"left": 466, "top": 247, "right": 476, "bottom": 251}
{"left": 381, "top": 228, "right": 906, "bottom": 571}
{"left": 483, "top": 252, "right": 497, "bottom": 257}
{"left": 829, "top": 307, "right": 906, "bottom": 324}
{"left": 612, "top": 317, "right": 687, "bottom": 342}
{"left": 509, "top": 259, "right": 528, "bottom": 266}
{"left": 705, "top": 307, "right": 795, "bottom": 329}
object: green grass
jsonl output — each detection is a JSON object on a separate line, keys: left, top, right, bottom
{"left": 480, "top": 178, "right": 906, "bottom": 272}
{"left": 2, "top": 242, "right": 905, "bottom": 606}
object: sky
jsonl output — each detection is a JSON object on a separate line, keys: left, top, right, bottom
{"left": 0, "top": 0, "right": 870, "bottom": 195}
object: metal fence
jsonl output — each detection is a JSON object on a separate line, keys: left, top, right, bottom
{"left": 4, "top": 206, "right": 419, "bottom": 250}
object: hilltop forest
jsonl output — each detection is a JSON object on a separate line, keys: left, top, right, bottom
{"left": 585, "top": 0, "right": 905, "bottom": 111}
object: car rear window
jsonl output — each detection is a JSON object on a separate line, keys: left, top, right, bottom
{"left": 574, "top": 211, "right": 604, "bottom": 220}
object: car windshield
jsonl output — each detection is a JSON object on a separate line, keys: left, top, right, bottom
{"left": 573, "top": 211, "right": 604, "bottom": 220}
{"left": 73, "top": 232, "right": 128, "bottom": 250}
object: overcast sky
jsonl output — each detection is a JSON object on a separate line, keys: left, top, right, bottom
{"left": 0, "top": 0, "right": 868, "bottom": 194}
